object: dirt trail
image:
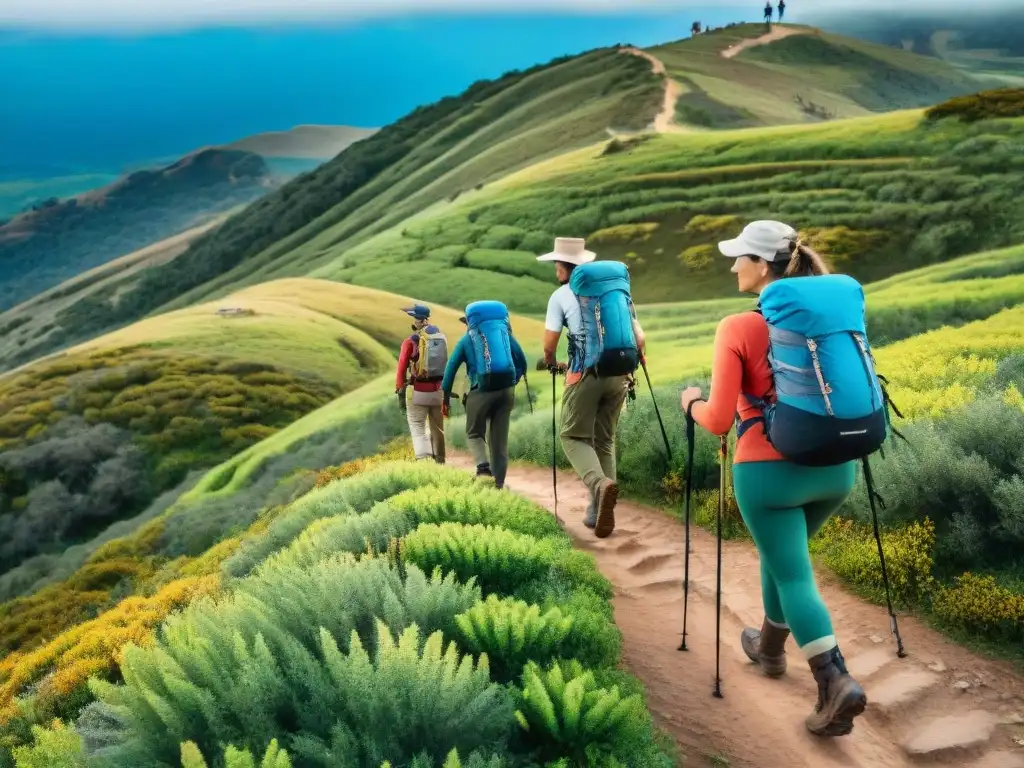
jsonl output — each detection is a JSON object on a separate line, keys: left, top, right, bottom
{"left": 619, "top": 47, "right": 686, "bottom": 134}
{"left": 449, "top": 454, "right": 1024, "bottom": 768}
{"left": 721, "top": 26, "right": 806, "bottom": 59}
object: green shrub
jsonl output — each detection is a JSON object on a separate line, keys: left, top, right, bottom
{"left": 264, "top": 504, "right": 413, "bottom": 571}
{"left": 842, "top": 394, "right": 1024, "bottom": 571}
{"left": 179, "top": 738, "right": 292, "bottom": 768}
{"left": 334, "top": 462, "right": 476, "bottom": 514}
{"left": 379, "top": 748, "right": 509, "bottom": 768}
{"left": 932, "top": 572, "right": 1024, "bottom": 644}
{"left": 11, "top": 721, "right": 84, "bottom": 768}
{"left": 547, "top": 550, "right": 614, "bottom": 602}
{"left": 925, "top": 88, "right": 1024, "bottom": 122}
{"left": 88, "top": 620, "right": 515, "bottom": 768}
{"left": 401, "top": 523, "right": 559, "bottom": 596}
{"left": 221, "top": 482, "right": 356, "bottom": 578}
{"left": 810, "top": 517, "right": 937, "bottom": 607}
{"left": 540, "top": 591, "right": 621, "bottom": 670}
{"left": 515, "top": 659, "right": 650, "bottom": 766}
{"left": 385, "top": 485, "right": 565, "bottom": 540}
{"left": 454, "top": 596, "right": 574, "bottom": 683}
{"left": 235, "top": 556, "right": 480, "bottom": 658}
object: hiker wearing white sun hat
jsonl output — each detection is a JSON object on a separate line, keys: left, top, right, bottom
{"left": 535, "top": 236, "right": 597, "bottom": 265}
{"left": 536, "top": 237, "right": 646, "bottom": 538}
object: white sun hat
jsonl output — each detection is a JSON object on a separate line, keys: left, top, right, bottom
{"left": 536, "top": 236, "right": 597, "bottom": 265}
{"left": 717, "top": 220, "right": 798, "bottom": 262}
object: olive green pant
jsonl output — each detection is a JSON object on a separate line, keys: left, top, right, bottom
{"left": 465, "top": 387, "right": 515, "bottom": 488}
{"left": 559, "top": 372, "right": 629, "bottom": 495}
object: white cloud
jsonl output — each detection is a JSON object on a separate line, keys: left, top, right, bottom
{"left": 0, "top": 0, "right": 1016, "bottom": 31}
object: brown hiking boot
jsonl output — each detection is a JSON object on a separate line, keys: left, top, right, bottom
{"left": 740, "top": 618, "right": 790, "bottom": 678}
{"left": 805, "top": 646, "right": 867, "bottom": 737}
{"left": 593, "top": 478, "right": 618, "bottom": 538}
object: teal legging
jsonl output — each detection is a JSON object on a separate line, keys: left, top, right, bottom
{"left": 733, "top": 460, "right": 856, "bottom": 652}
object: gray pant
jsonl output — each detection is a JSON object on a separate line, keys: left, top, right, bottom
{"left": 465, "top": 387, "right": 515, "bottom": 488}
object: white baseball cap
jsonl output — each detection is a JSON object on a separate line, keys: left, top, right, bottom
{"left": 717, "top": 220, "right": 798, "bottom": 262}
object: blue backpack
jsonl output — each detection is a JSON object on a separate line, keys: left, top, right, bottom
{"left": 737, "top": 274, "right": 893, "bottom": 466}
{"left": 465, "top": 300, "right": 517, "bottom": 392}
{"left": 568, "top": 261, "right": 640, "bottom": 377}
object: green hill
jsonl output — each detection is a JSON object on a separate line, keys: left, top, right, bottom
{"left": 0, "top": 279, "right": 543, "bottom": 606}
{"left": 650, "top": 23, "right": 988, "bottom": 128}
{"left": 24, "top": 47, "right": 663, "bottom": 344}
{"left": 0, "top": 149, "right": 272, "bottom": 314}
{"left": 292, "top": 108, "right": 1024, "bottom": 310}
{"left": 24, "top": 28, "right": 998, "bottom": 342}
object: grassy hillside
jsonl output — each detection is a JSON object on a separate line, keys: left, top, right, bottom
{"left": 647, "top": 23, "right": 986, "bottom": 129}
{"left": 43, "top": 46, "right": 663, "bottom": 346}
{"left": 0, "top": 280, "right": 545, "bottom": 605}
{"left": 0, "top": 149, "right": 272, "bottom": 314}
{"left": 0, "top": 456, "right": 675, "bottom": 767}
{"left": 291, "top": 108, "right": 1024, "bottom": 311}
{"left": 0, "top": 215, "right": 237, "bottom": 374}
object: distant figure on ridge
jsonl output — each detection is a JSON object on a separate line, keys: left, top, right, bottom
{"left": 441, "top": 300, "right": 528, "bottom": 489}
{"left": 395, "top": 304, "right": 448, "bottom": 463}
{"left": 691, "top": 21, "right": 702, "bottom": 36}
{"left": 764, "top": 1, "right": 774, "bottom": 26}
{"left": 536, "top": 237, "right": 646, "bottom": 538}
{"left": 778, "top": 0, "right": 786, "bottom": 22}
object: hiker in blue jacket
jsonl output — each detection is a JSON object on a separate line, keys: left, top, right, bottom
{"left": 441, "top": 301, "right": 528, "bottom": 489}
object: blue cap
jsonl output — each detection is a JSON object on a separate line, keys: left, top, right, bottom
{"left": 401, "top": 304, "right": 431, "bottom": 320}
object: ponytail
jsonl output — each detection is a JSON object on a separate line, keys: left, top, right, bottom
{"left": 753, "top": 234, "right": 831, "bottom": 278}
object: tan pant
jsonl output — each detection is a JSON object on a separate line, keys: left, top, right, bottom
{"left": 407, "top": 403, "right": 445, "bottom": 462}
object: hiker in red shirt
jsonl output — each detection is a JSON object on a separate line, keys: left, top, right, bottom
{"left": 395, "top": 304, "right": 448, "bottom": 463}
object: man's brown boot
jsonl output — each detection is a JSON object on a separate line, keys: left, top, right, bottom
{"left": 593, "top": 478, "right": 618, "bottom": 538}
{"left": 740, "top": 617, "right": 790, "bottom": 678}
{"left": 805, "top": 646, "right": 867, "bottom": 737}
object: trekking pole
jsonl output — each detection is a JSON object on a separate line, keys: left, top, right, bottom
{"left": 713, "top": 434, "right": 727, "bottom": 699}
{"left": 523, "top": 372, "right": 534, "bottom": 415}
{"left": 640, "top": 359, "right": 672, "bottom": 461}
{"left": 862, "top": 456, "right": 908, "bottom": 658}
{"left": 678, "top": 401, "right": 702, "bottom": 652}
{"left": 550, "top": 367, "right": 563, "bottom": 528}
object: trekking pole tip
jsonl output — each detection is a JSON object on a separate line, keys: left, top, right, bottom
{"left": 712, "top": 681, "right": 724, "bottom": 699}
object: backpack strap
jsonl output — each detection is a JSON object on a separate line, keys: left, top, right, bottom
{"left": 735, "top": 393, "right": 771, "bottom": 439}
{"left": 734, "top": 307, "right": 774, "bottom": 439}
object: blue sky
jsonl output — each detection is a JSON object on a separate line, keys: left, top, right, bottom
{"left": 0, "top": 8, "right": 754, "bottom": 172}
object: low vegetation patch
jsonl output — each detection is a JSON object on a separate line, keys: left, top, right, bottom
{"left": 7, "top": 461, "right": 673, "bottom": 768}
{"left": 325, "top": 114, "right": 1024, "bottom": 309}
{"left": 925, "top": 88, "right": 1024, "bottom": 123}
{"left": 0, "top": 348, "right": 339, "bottom": 581}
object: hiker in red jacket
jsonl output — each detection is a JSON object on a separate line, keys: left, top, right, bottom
{"left": 395, "top": 304, "right": 448, "bottom": 463}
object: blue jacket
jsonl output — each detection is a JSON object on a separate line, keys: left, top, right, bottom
{"left": 441, "top": 333, "right": 527, "bottom": 394}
